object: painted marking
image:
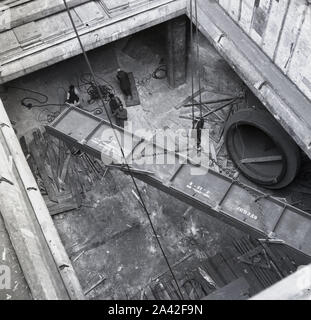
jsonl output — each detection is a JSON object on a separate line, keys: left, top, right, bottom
{"left": 186, "top": 181, "right": 211, "bottom": 199}
{"left": 237, "top": 206, "right": 258, "bottom": 220}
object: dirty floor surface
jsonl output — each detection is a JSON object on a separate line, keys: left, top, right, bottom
{"left": 1, "top": 25, "right": 248, "bottom": 299}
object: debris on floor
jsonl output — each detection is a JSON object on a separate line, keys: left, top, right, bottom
{"left": 3, "top": 19, "right": 310, "bottom": 301}
{"left": 20, "top": 128, "right": 108, "bottom": 216}
{"left": 132, "top": 236, "right": 308, "bottom": 300}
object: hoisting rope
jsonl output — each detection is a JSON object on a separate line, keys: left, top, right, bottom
{"left": 195, "top": 0, "right": 203, "bottom": 122}
{"left": 190, "top": 0, "right": 195, "bottom": 129}
{"left": 63, "top": 0, "right": 184, "bottom": 299}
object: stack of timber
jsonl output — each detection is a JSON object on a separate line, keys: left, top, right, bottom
{"left": 133, "top": 236, "right": 308, "bottom": 300}
{"left": 20, "top": 128, "right": 107, "bottom": 216}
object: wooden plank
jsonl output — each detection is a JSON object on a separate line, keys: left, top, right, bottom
{"left": 263, "top": 244, "right": 296, "bottom": 276}
{"left": 142, "top": 286, "right": 156, "bottom": 300}
{"left": 72, "top": 157, "right": 85, "bottom": 195}
{"left": 0, "top": 131, "right": 68, "bottom": 300}
{"left": 219, "top": 250, "right": 241, "bottom": 279}
{"left": 19, "top": 135, "right": 38, "bottom": 177}
{"left": 60, "top": 154, "right": 71, "bottom": 183}
{"left": 19, "top": 135, "right": 29, "bottom": 156}
{"left": 0, "top": 100, "right": 84, "bottom": 300}
{"left": 164, "top": 280, "right": 183, "bottom": 300}
{"left": 67, "top": 166, "right": 82, "bottom": 208}
{"left": 58, "top": 139, "right": 66, "bottom": 177}
{"left": 44, "top": 133, "right": 60, "bottom": 189}
{"left": 209, "top": 254, "right": 237, "bottom": 283}
{"left": 202, "top": 277, "right": 250, "bottom": 300}
{"left": 202, "top": 259, "right": 226, "bottom": 288}
{"left": 29, "top": 139, "right": 58, "bottom": 203}
{"left": 49, "top": 201, "right": 78, "bottom": 217}
{"left": 233, "top": 239, "right": 264, "bottom": 294}
{"left": 193, "top": 268, "right": 215, "bottom": 297}
{"left": 125, "top": 72, "right": 140, "bottom": 107}
{"left": 251, "top": 264, "right": 311, "bottom": 300}
{"left": 239, "top": 238, "right": 274, "bottom": 288}
{"left": 221, "top": 247, "right": 246, "bottom": 279}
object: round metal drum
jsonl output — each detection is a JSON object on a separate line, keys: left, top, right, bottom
{"left": 225, "top": 109, "right": 301, "bottom": 189}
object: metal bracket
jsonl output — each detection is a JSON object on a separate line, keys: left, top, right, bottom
{"left": 254, "top": 194, "right": 271, "bottom": 203}
{"left": 237, "top": 247, "right": 271, "bottom": 269}
{"left": 27, "top": 187, "right": 38, "bottom": 191}
{"left": 258, "top": 80, "right": 268, "bottom": 91}
{"left": 0, "top": 122, "right": 10, "bottom": 129}
{"left": 218, "top": 33, "right": 225, "bottom": 43}
{"left": 0, "top": 176, "right": 14, "bottom": 185}
{"left": 259, "top": 238, "right": 285, "bottom": 244}
{"left": 106, "top": 164, "right": 155, "bottom": 176}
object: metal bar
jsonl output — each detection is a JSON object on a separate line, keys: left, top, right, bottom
{"left": 241, "top": 155, "right": 283, "bottom": 164}
{"left": 241, "top": 239, "right": 273, "bottom": 287}
{"left": 217, "top": 181, "right": 235, "bottom": 208}
{"left": 122, "top": 167, "right": 155, "bottom": 176}
{"left": 181, "top": 99, "right": 238, "bottom": 120}
{"left": 183, "top": 97, "right": 237, "bottom": 107}
{"left": 105, "top": 164, "right": 155, "bottom": 176}
{"left": 190, "top": 0, "right": 195, "bottom": 129}
{"left": 272, "top": 205, "right": 287, "bottom": 233}
{"left": 51, "top": 106, "right": 72, "bottom": 127}
{"left": 169, "top": 162, "right": 186, "bottom": 182}
{"left": 199, "top": 101, "right": 224, "bottom": 121}
{"left": 260, "top": 242, "right": 287, "bottom": 279}
{"left": 202, "top": 99, "right": 238, "bottom": 118}
{"left": 84, "top": 275, "right": 106, "bottom": 296}
{"left": 81, "top": 120, "right": 103, "bottom": 145}
{"left": 194, "top": 0, "right": 202, "bottom": 119}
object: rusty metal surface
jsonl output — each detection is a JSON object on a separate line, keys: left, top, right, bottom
{"left": 46, "top": 107, "right": 311, "bottom": 258}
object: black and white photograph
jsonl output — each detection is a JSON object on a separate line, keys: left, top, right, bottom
{"left": 0, "top": 0, "right": 310, "bottom": 305}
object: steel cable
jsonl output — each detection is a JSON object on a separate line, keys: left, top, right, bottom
{"left": 63, "top": 0, "right": 184, "bottom": 299}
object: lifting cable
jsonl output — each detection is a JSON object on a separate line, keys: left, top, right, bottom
{"left": 190, "top": 0, "right": 195, "bottom": 129}
{"left": 189, "top": 0, "right": 204, "bottom": 139}
{"left": 195, "top": 0, "right": 203, "bottom": 121}
{"left": 62, "top": 0, "right": 184, "bottom": 299}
